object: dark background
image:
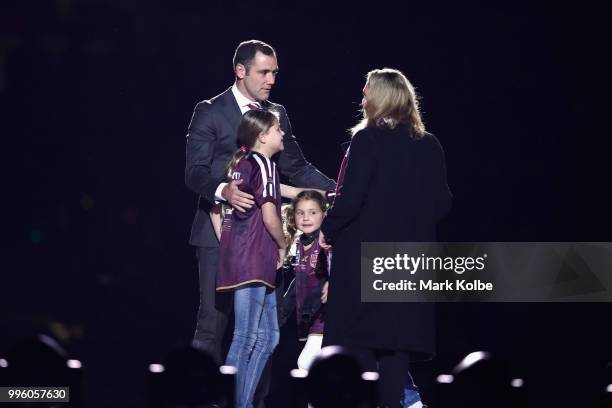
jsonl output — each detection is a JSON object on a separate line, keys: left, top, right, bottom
{"left": 2, "top": 0, "right": 611, "bottom": 406}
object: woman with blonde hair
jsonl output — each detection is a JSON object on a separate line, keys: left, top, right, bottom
{"left": 320, "top": 68, "right": 452, "bottom": 408}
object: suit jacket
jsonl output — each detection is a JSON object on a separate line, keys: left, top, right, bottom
{"left": 185, "top": 87, "right": 336, "bottom": 247}
{"left": 321, "top": 124, "right": 452, "bottom": 359}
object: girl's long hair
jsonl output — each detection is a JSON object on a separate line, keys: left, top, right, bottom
{"left": 350, "top": 68, "right": 425, "bottom": 138}
{"left": 225, "top": 109, "right": 279, "bottom": 179}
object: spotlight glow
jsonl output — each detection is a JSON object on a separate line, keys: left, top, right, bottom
{"left": 318, "top": 345, "right": 343, "bottom": 359}
{"left": 437, "top": 374, "right": 454, "bottom": 384}
{"left": 149, "top": 363, "right": 164, "bottom": 373}
{"left": 219, "top": 365, "right": 237, "bottom": 375}
{"left": 457, "top": 351, "right": 490, "bottom": 371}
{"left": 0, "top": 359, "right": 8, "bottom": 368}
{"left": 361, "top": 371, "right": 379, "bottom": 381}
{"left": 511, "top": 378, "right": 524, "bottom": 388}
{"left": 606, "top": 384, "right": 612, "bottom": 393}
{"left": 67, "top": 359, "right": 82, "bottom": 369}
{"left": 290, "top": 368, "right": 308, "bottom": 378}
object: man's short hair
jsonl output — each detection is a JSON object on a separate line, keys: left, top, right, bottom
{"left": 233, "top": 40, "right": 276, "bottom": 73}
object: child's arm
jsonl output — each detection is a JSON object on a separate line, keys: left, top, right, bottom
{"left": 280, "top": 184, "right": 326, "bottom": 200}
{"left": 321, "top": 281, "right": 329, "bottom": 304}
{"left": 209, "top": 205, "right": 222, "bottom": 241}
{"left": 262, "top": 202, "right": 287, "bottom": 267}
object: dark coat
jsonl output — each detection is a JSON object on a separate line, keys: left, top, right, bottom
{"left": 321, "top": 124, "right": 452, "bottom": 360}
{"left": 185, "top": 87, "right": 336, "bottom": 247}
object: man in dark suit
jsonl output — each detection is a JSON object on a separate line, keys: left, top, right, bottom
{"left": 185, "top": 40, "right": 335, "bottom": 403}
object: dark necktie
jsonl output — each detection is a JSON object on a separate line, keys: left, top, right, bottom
{"left": 247, "top": 103, "right": 262, "bottom": 110}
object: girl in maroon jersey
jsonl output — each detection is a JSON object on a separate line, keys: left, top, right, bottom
{"left": 215, "top": 109, "right": 286, "bottom": 408}
{"left": 284, "top": 190, "right": 330, "bottom": 371}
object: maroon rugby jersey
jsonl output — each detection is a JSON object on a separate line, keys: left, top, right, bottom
{"left": 216, "top": 151, "right": 281, "bottom": 291}
{"left": 295, "top": 237, "right": 328, "bottom": 338}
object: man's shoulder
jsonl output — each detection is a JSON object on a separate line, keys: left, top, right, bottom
{"left": 263, "top": 100, "right": 286, "bottom": 113}
{"left": 265, "top": 99, "right": 284, "bottom": 108}
{"left": 195, "top": 87, "right": 233, "bottom": 111}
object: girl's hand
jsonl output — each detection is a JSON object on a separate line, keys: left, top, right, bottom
{"left": 319, "top": 231, "right": 331, "bottom": 250}
{"left": 321, "top": 281, "right": 329, "bottom": 303}
{"left": 277, "top": 247, "right": 287, "bottom": 269}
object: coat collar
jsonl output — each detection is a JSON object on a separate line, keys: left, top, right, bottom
{"left": 219, "top": 86, "right": 275, "bottom": 126}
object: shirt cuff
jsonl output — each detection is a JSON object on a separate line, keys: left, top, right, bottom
{"left": 214, "top": 183, "right": 228, "bottom": 204}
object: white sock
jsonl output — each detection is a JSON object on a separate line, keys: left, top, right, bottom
{"left": 297, "top": 335, "right": 323, "bottom": 371}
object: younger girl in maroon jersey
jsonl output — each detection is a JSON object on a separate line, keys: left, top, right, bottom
{"left": 284, "top": 190, "right": 329, "bottom": 371}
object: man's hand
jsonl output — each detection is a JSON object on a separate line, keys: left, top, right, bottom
{"left": 321, "top": 281, "right": 329, "bottom": 304}
{"left": 277, "top": 247, "right": 287, "bottom": 269}
{"left": 222, "top": 179, "right": 254, "bottom": 212}
{"left": 319, "top": 230, "right": 331, "bottom": 250}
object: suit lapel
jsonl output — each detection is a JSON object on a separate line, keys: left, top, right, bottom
{"left": 219, "top": 87, "right": 243, "bottom": 127}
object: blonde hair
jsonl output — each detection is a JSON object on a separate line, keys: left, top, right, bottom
{"left": 351, "top": 68, "right": 425, "bottom": 138}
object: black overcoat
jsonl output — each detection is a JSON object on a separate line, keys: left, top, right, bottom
{"left": 321, "top": 124, "right": 452, "bottom": 360}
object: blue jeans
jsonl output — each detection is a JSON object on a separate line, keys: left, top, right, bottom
{"left": 225, "top": 285, "right": 279, "bottom": 408}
